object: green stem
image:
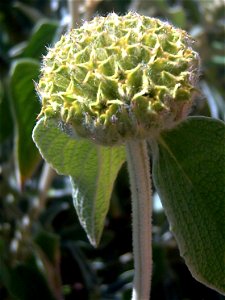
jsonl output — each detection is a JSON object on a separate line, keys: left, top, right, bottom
{"left": 126, "top": 140, "right": 152, "bottom": 300}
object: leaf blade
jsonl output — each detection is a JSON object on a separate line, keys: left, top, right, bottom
{"left": 152, "top": 116, "right": 225, "bottom": 294}
{"left": 32, "top": 118, "right": 126, "bottom": 246}
{"left": 22, "top": 20, "right": 59, "bottom": 59}
{"left": 71, "top": 145, "right": 126, "bottom": 246}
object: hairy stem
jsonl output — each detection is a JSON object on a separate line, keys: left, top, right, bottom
{"left": 126, "top": 140, "right": 152, "bottom": 300}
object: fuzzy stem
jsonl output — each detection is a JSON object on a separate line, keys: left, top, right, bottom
{"left": 126, "top": 140, "right": 152, "bottom": 300}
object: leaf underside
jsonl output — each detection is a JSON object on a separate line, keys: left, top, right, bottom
{"left": 152, "top": 116, "right": 225, "bottom": 295}
{"left": 32, "top": 118, "right": 126, "bottom": 246}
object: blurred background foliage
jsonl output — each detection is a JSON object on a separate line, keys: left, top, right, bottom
{"left": 0, "top": 0, "right": 224, "bottom": 299}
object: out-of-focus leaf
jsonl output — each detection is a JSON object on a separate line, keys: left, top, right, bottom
{"left": 200, "top": 81, "right": 219, "bottom": 118}
{"left": 200, "top": 81, "right": 225, "bottom": 120}
{"left": 0, "top": 80, "right": 14, "bottom": 142}
{"left": 9, "top": 262, "right": 56, "bottom": 300}
{"left": 0, "top": 240, "right": 55, "bottom": 300}
{"left": 34, "top": 229, "right": 60, "bottom": 265}
{"left": 168, "top": 6, "right": 187, "bottom": 28}
{"left": 0, "top": 238, "right": 11, "bottom": 289}
{"left": 33, "top": 229, "right": 62, "bottom": 300}
{"left": 212, "top": 41, "right": 225, "bottom": 51}
{"left": 154, "top": 0, "right": 169, "bottom": 11}
{"left": 64, "top": 240, "right": 99, "bottom": 296}
{"left": 8, "top": 41, "right": 28, "bottom": 58}
{"left": 13, "top": 2, "right": 44, "bottom": 23}
{"left": 152, "top": 243, "right": 167, "bottom": 286}
{"left": 22, "top": 20, "right": 58, "bottom": 60}
{"left": 152, "top": 117, "right": 225, "bottom": 295}
{"left": 211, "top": 55, "right": 225, "bottom": 65}
{"left": 183, "top": 0, "right": 201, "bottom": 23}
{"left": 32, "top": 118, "right": 126, "bottom": 246}
{"left": 40, "top": 200, "right": 70, "bottom": 227}
{"left": 10, "top": 59, "right": 41, "bottom": 186}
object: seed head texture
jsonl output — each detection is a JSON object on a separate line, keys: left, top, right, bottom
{"left": 38, "top": 12, "right": 200, "bottom": 145}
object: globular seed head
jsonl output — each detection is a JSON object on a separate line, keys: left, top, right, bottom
{"left": 37, "top": 12, "right": 200, "bottom": 146}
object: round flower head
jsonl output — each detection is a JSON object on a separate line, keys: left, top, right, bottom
{"left": 38, "top": 12, "right": 200, "bottom": 145}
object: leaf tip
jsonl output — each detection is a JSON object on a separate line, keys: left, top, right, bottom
{"left": 87, "top": 234, "right": 100, "bottom": 248}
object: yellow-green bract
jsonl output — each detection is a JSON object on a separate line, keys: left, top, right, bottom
{"left": 37, "top": 12, "right": 200, "bottom": 145}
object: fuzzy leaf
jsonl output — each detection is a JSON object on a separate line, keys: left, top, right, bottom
{"left": 32, "top": 118, "right": 126, "bottom": 246}
{"left": 152, "top": 116, "right": 225, "bottom": 295}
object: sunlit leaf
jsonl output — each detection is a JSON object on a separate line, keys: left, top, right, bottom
{"left": 32, "top": 118, "right": 126, "bottom": 246}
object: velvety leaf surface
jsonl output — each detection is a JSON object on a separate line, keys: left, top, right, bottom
{"left": 32, "top": 118, "right": 126, "bottom": 246}
{"left": 152, "top": 117, "right": 225, "bottom": 295}
{"left": 10, "top": 59, "right": 41, "bottom": 186}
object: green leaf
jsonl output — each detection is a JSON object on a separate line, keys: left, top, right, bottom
{"left": 22, "top": 20, "right": 58, "bottom": 60}
{"left": 168, "top": 5, "right": 187, "bottom": 28}
{"left": 34, "top": 229, "right": 60, "bottom": 265}
{"left": 14, "top": 2, "right": 44, "bottom": 23}
{"left": 0, "top": 238, "right": 11, "bottom": 289}
{"left": 211, "top": 55, "right": 225, "bottom": 65}
{"left": 32, "top": 118, "right": 126, "bottom": 246}
{"left": 0, "top": 240, "right": 55, "bottom": 300}
{"left": 9, "top": 262, "right": 56, "bottom": 300}
{"left": 10, "top": 59, "right": 41, "bottom": 186}
{"left": 152, "top": 116, "right": 225, "bottom": 295}
{"left": 0, "top": 79, "right": 14, "bottom": 142}
{"left": 65, "top": 240, "right": 99, "bottom": 296}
